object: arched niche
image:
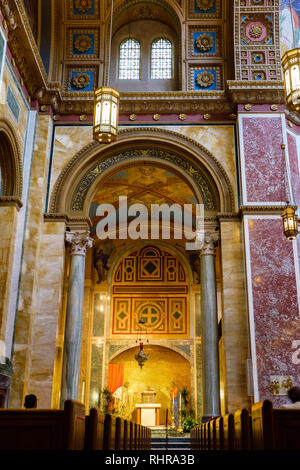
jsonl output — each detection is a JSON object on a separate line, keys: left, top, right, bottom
{"left": 106, "top": 0, "right": 182, "bottom": 91}
{"left": 108, "top": 344, "right": 191, "bottom": 424}
{"left": 50, "top": 127, "right": 235, "bottom": 218}
{"left": 0, "top": 119, "right": 23, "bottom": 204}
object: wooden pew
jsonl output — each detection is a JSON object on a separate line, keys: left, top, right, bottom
{"left": 215, "top": 416, "right": 224, "bottom": 450}
{"left": 123, "top": 419, "right": 130, "bottom": 450}
{"left": 85, "top": 408, "right": 105, "bottom": 450}
{"left": 233, "top": 408, "right": 252, "bottom": 450}
{"left": 252, "top": 400, "right": 300, "bottom": 450}
{"left": 0, "top": 399, "right": 85, "bottom": 450}
{"left": 251, "top": 400, "right": 274, "bottom": 450}
{"left": 209, "top": 419, "right": 217, "bottom": 450}
{"left": 129, "top": 421, "right": 135, "bottom": 450}
{"left": 103, "top": 414, "right": 117, "bottom": 450}
{"left": 273, "top": 407, "right": 300, "bottom": 450}
{"left": 223, "top": 413, "right": 234, "bottom": 450}
{"left": 115, "top": 417, "right": 124, "bottom": 450}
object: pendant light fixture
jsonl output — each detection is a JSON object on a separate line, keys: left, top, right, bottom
{"left": 93, "top": 0, "right": 120, "bottom": 143}
{"left": 281, "top": 143, "right": 298, "bottom": 240}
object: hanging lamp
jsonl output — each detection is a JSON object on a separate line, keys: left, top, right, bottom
{"left": 93, "top": 0, "right": 120, "bottom": 143}
{"left": 280, "top": 143, "right": 299, "bottom": 240}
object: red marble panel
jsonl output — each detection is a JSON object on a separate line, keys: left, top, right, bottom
{"left": 242, "top": 117, "right": 283, "bottom": 203}
{"left": 287, "top": 132, "right": 300, "bottom": 208}
{"left": 248, "top": 218, "right": 300, "bottom": 406}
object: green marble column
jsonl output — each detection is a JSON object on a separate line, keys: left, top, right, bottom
{"left": 60, "top": 231, "right": 92, "bottom": 407}
{"left": 200, "top": 233, "right": 220, "bottom": 420}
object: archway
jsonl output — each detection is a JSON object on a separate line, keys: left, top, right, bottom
{"left": 0, "top": 119, "right": 23, "bottom": 203}
{"left": 108, "top": 345, "right": 191, "bottom": 427}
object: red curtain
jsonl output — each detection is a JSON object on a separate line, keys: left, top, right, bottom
{"left": 107, "top": 364, "right": 124, "bottom": 395}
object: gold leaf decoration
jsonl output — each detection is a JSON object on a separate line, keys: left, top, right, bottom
{"left": 196, "top": 72, "right": 214, "bottom": 88}
{"left": 249, "top": 24, "right": 263, "bottom": 39}
{"left": 75, "top": 0, "right": 92, "bottom": 13}
{"left": 71, "top": 72, "right": 91, "bottom": 89}
{"left": 74, "top": 35, "right": 92, "bottom": 53}
{"left": 196, "top": 0, "right": 214, "bottom": 11}
{"left": 195, "top": 34, "right": 214, "bottom": 52}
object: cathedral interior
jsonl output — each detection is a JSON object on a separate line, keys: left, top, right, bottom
{"left": 0, "top": 0, "right": 300, "bottom": 436}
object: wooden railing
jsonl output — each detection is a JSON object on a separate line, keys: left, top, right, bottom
{"left": 0, "top": 401, "right": 151, "bottom": 451}
{"left": 191, "top": 400, "right": 300, "bottom": 451}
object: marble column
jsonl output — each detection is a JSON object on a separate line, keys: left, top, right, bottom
{"left": 200, "top": 233, "right": 221, "bottom": 420}
{"left": 60, "top": 231, "right": 93, "bottom": 406}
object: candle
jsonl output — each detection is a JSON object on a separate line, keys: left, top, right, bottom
{"left": 172, "top": 392, "right": 174, "bottom": 405}
{"left": 179, "top": 392, "right": 181, "bottom": 409}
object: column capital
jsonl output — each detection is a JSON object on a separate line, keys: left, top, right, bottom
{"left": 66, "top": 231, "right": 93, "bottom": 256}
{"left": 200, "top": 232, "right": 219, "bottom": 256}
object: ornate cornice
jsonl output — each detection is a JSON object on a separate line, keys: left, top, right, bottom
{"left": 227, "top": 80, "right": 285, "bottom": 105}
{"left": 0, "top": 196, "right": 22, "bottom": 209}
{"left": 44, "top": 212, "right": 93, "bottom": 229}
{"left": 239, "top": 205, "right": 295, "bottom": 215}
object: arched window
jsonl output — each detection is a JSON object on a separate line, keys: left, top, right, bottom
{"left": 151, "top": 39, "right": 173, "bottom": 79}
{"left": 119, "top": 38, "right": 141, "bottom": 80}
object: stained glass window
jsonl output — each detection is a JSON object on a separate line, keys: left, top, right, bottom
{"left": 119, "top": 38, "right": 141, "bottom": 80}
{"left": 151, "top": 39, "right": 173, "bottom": 79}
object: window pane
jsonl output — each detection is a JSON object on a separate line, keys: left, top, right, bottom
{"left": 119, "top": 39, "right": 141, "bottom": 80}
{"left": 151, "top": 39, "right": 172, "bottom": 79}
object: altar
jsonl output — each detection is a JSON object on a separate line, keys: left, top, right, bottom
{"left": 135, "top": 403, "right": 161, "bottom": 427}
{"left": 135, "top": 388, "right": 161, "bottom": 427}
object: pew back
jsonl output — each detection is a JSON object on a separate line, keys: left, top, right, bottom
{"left": 223, "top": 413, "right": 234, "bottom": 450}
{"left": 0, "top": 400, "right": 85, "bottom": 450}
{"left": 251, "top": 400, "right": 274, "bottom": 450}
{"left": 103, "top": 414, "right": 117, "bottom": 450}
{"left": 215, "top": 416, "right": 224, "bottom": 450}
{"left": 85, "top": 408, "right": 105, "bottom": 450}
{"left": 273, "top": 408, "right": 300, "bottom": 450}
{"left": 234, "top": 408, "right": 252, "bottom": 450}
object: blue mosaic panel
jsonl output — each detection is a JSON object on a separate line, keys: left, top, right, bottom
{"left": 70, "top": 71, "right": 94, "bottom": 92}
{"left": 6, "top": 86, "right": 20, "bottom": 122}
{"left": 193, "top": 32, "right": 216, "bottom": 54}
{"left": 194, "top": 70, "right": 217, "bottom": 90}
{"left": 194, "top": 0, "right": 216, "bottom": 14}
{"left": 73, "top": 0, "right": 95, "bottom": 15}
{"left": 72, "top": 33, "right": 95, "bottom": 55}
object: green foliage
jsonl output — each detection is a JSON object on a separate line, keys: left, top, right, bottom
{"left": 102, "top": 387, "right": 114, "bottom": 414}
{"left": 182, "top": 416, "right": 199, "bottom": 433}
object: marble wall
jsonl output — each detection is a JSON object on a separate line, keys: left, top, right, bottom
{"left": 244, "top": 217, "right": 300, "bottom": 406}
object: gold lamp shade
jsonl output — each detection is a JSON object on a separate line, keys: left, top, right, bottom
{"left": 282, "top": 205, "right": 298, "bottom": 240}
{"left": 93, "top": 86, "right": 120, "bottom": 143}
{"left": 282, "top": 48, "right": 300, "bottom": 111}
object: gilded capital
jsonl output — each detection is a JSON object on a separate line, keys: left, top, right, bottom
{"left": 200, "top": 232, "right": 218, "bottom": 256}
{"left": 66, "top": 231, "right": 93, "bottom": 256}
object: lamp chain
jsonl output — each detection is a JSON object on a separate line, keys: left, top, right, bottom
{"left": 290, "top": 0, "right": 296, "bottom": 49}
{"left": 106, "top": 0, "right": 114, "bottom": 87}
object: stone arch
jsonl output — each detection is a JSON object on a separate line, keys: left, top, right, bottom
{"left": 0, "top": 118, "right": 23, "bottom": 202}
{"left": 108, "top": 343, "right": 191, "bottom": 364}
{"left": 50, "top": 127, "right": 235, "bottom": 216}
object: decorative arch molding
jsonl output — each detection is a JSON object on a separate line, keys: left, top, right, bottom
{"left": 49, "top": 127, "right": 235, "bottom": 216}
{"left": 0, "top": 117, "right": 23, "bottom": 207}
{"left": 108, "top": 342, "right": 192, "bottom": 364}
